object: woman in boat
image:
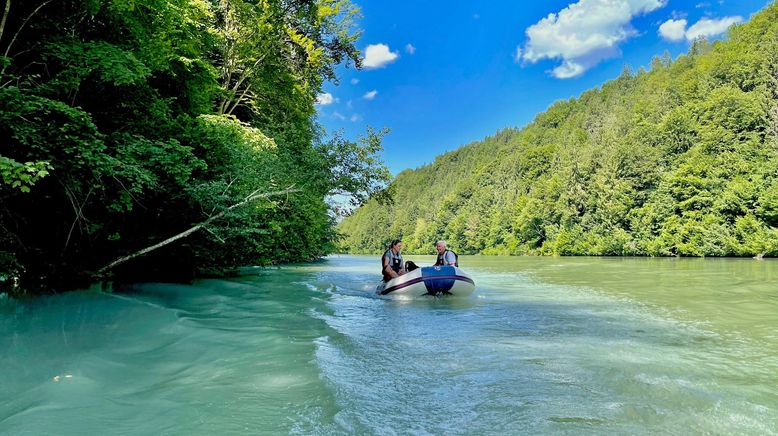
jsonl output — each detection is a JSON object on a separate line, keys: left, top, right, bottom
{"left": 382, "top": 239, "right": 406, "bottom": 282}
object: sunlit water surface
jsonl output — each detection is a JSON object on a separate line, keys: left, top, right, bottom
{"left": 1, "top": 255, "right": 777, "bottom": 435}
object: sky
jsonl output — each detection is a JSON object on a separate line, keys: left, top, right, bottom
{"left": 315, "top": 0, "right": 772, "bottom": 175}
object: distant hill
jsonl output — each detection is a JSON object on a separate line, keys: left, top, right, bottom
{"left": 339, "top": 2, "right": 778, "bottom": 257}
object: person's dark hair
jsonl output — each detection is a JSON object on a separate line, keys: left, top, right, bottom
{"left": 389, "top": 239, "right": 402, "bottom": 250}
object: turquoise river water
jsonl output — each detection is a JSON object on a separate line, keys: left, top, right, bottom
{"left": 1, "top": 255, "right": 777, "bottom": 435}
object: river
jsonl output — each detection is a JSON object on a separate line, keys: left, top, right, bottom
{"left": 1, "top": 255, "right": 776, "bottom": 435}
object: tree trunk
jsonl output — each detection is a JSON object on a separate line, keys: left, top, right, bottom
{"left": 97, "top": 186, "right": 300, "bottom": 276}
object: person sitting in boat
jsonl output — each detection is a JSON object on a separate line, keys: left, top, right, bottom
{"left": 434, "top": 240, "right": 458, "bottom": 267}
{"left": 382, "top": 239, "right": 406, "bottom": 282}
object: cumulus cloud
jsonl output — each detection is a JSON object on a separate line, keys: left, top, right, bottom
{"left": 552, "top": 61, "right": 586, "bottom": 79}
{"left": 363, "top": 90, "right": 378, "bottom": 100}
{"left": 362, "top": 44, "right": 399, "bottom": 69}
{"left": 520, "top": 0, "right": 667, "bottom": 79}
{"left": 315, "top": 92, "right": 334, "bottom": 105}
{"left": 658, "top": 18, "right": 688, "bottom": 41}
{"left": 658, "top": 15, "right": 742, "bottom": 42}
{"left": 405, "top": 43, "right": 416, "bottom": 55}
{"left": 685, "top": 16, "right": 742, "bottom": 40}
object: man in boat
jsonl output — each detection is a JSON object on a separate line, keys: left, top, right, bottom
{"left": 434, "top": 240, "right": 458, "bottom": 267}
{"left": 382, "top": 239, "right": 407, "bottom": 282}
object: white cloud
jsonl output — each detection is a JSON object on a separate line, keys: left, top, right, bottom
{"left": 350, "top": 78, "right": 359, "bottom": 85}
{"left": 513, "top": 46, "right": 523, "bottom": 63}
{"left": 521, "top": 0, "right": 667, "bottom": 79}
{"left": 315, "top": 92, "right": 334, "bottom": 105}
{"left": 350, "top": 114, "right": 362, "bottom": 122}
{"left": 658, "top": 18, "right": 688, "bottom": 41}
{"left": 362, "top": 44, "right": 399, "bottom": 69}
{"left": 332, "top": 112, "right": 346, "bottom": 120}
{"left": 363, "top": 90, "right": 378, "bottom": 100}
{"left": 405, "top": 43, "right": 416, "bottom": 55}
{"left": 685, "top": 16, "right": 741, "bottom": 40}
{"left": 553, "top": 61, "right": 586, "bottom": 79}
{"left": 658, "top": 15, "right": 741, "bottom": 42}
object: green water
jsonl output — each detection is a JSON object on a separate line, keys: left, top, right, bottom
{"left": 1, "top": 255, "right": 777, "bottom": 435}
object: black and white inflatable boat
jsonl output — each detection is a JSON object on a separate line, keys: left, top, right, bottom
{"left": 376, "top": 265, "right": 475, "bottom": 297}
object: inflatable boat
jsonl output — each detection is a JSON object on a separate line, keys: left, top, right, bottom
{"left": 376, "top": 265, "right": 475, "bottom": 297}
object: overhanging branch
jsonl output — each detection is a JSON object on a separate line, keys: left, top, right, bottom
{"left": 97, "top": 186, "right": 300, "bottom": 275}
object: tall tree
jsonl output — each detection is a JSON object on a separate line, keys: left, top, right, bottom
{"left": 0, "top": 0, "right": 389, "bottom": 295}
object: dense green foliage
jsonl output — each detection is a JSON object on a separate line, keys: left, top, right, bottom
{"left": 340, "top": 4, "right": 778, "bottom": 258}
{"left": 0, "top": 0, "right": 389, "bottom": 294}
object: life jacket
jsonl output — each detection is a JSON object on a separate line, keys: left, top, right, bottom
{"left": 434, "top": 249, "right": 458, "bottom": 267}
{"left": 381, "top": 249, "right": 404, "bottom": 281}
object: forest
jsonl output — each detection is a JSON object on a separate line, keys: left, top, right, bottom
{"left": 339, "top": 3, "right": 778, "bottom": 258}
{"left": 0, "top": 0, "right": 389, "bottom": 295}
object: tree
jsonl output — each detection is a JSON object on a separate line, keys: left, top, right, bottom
{"left": 339, "top": 2, "right": 778, "bottom": 258}
{"left": 0, "top": 0, "right": 389, "bottom": 295}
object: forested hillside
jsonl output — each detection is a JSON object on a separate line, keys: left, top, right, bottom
{"left": 0, "top": 0, "right": 389, "bottom": 295}
{"left": 340, "top": 3, "right": 778, "bottom": 257}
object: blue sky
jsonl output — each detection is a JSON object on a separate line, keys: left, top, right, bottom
{"left": 316, "top": 0, "right": 772, "bottom": 175}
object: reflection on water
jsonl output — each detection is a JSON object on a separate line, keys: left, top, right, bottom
{"left": 1, "top": 255, "right": 777, "bottom": 434}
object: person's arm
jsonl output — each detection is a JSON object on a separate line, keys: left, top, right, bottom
{"left": 445, "top": 251, "right": 456, "bottom": 266}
